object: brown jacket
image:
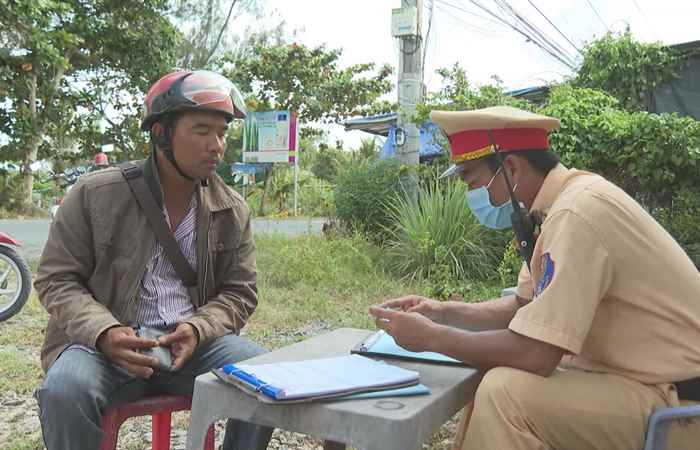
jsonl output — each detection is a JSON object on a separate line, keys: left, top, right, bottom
{"left": 35, "top": 158, "right": 258, "bottom": 372}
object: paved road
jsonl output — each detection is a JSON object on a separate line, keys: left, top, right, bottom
{"left": 0, "top": 218, "right": 325, "bottom": 261}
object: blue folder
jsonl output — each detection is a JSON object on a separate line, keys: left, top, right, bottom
{"left": 352, "top": 330, "right": 465, "bottom": 366}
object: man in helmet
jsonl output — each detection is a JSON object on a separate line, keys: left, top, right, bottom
{"left": 35, "top": 70, "right": 273, "bottom": 450}
{"left": 93, "top": 151, "right": 109, "bottom": 170}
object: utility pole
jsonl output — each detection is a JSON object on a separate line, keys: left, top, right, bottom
{"left": 395, "top": 0, "right": 423, "bottom": 168}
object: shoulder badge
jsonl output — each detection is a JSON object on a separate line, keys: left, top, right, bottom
{"left": 534, "top": 252, "right": 555, "bottom": 298}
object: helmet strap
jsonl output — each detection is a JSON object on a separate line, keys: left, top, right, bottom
{"left": 152, "top": 123, "right": 196, "bottom": 182}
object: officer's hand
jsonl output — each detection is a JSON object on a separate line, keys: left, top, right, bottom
{"left": 97, "top": 326, "right": 159, "bottom": 379}
{"left": 379, "top": 295, "right": 444, "bottom": 323}
{"left": 369, "top": 306, "right": 439, "bottom": 352}
{"left": 157, "top": 322, "right": 199, "bottom": 371}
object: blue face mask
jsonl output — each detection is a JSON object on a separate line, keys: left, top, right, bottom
{"left": 466, "top": 167, "right": 517, "bottom": 230}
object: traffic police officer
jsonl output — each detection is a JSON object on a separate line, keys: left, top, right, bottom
{"left": 370, "top": 106, "right": 700, "bottom": 450}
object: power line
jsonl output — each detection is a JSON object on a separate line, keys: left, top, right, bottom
{"left": 465, "top": 0, "right": 576, "bottom": 68}
{"left": 584, "top": 0, "right": 609, "bottom": 32}
{"left": 494, "top": 0, "right": 577, "bottom": 65}
{"left": 526, "top": 0, "right": 583, "bottom": 56}
{"left": 630, "top": 0, "right": 658, "bottom": 39}
{"left": 439, "top": 0, "right": 577, "bottom": 70}
{"left": 433, "top": 3, "right": 501, "bottom": 34}
{"left": 423, "top": 0, "right": 435, "bottom": 69}
{"left": 486, "top": 0, "right": 577, "bottom": 68}
{"left": 435, "top": 0, "right": 503, "bottom": 26}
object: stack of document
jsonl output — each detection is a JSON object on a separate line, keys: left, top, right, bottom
{"left": 212, "top": 354, "right": 421, "bottom": 403}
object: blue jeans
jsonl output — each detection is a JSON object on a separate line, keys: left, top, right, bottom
{"left": 36, "top": 334, "right": 273, "bottom": 450}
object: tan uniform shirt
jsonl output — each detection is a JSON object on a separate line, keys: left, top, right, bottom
{"left": 510, "top": 164, "right": 700, "bottom": 384}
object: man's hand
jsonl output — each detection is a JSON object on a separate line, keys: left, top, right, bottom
{"left": 97, "top": 326, "right": 159, "bottom": 378}
{"left": 369, "top": 306, "right": 440, "bottom": 353}
{"left": 157, "top": 322, "right": 199, "bottom": 371}
{"left": 379, "top": 295, "right": 444, "bottom": 323}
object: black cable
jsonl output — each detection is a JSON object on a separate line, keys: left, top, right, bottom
{"left": 526, "top": 0, "right": 583, "bottom": 56}
{"left": 423, "top": 0, "right": 435, "bottom": 67}
{"left": 495, "top": 0, "right": 577, "bottom": 66}
{"left": 466, "top": 0, "right": 576, "bottom": 69}
{"left": 434, "top": 4, "right": 501, "bottom": 33}
{"left": 630, "top": 0, "right": 658, "bottom": 39}
{"left": 436, "top": 0, "right": 503, "bottom": 26}
{"left": 400, "top": 35, "right": 423, "bottom": 55}
{"left": 584, "top": 0, "right": 609, "bottom": 31}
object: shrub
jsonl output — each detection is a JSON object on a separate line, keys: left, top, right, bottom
{"left": 655, "top": 188, "right": 700, "bottom": 268}
{"left": 383, "top": 175, "right": 508, "bottom": 299}
{"left": 542, "top": 85, "right": 700, "bottom": 210}
{"left": 333, "top": 159, "right": 412, "bottom": 241}
{"left": 574, "top": 30, "right": 681, "bottom": 112}
{"left": 298, "top": 176, "right": 335, "bottom": 217}
{"left": 497, "top": 243, "right": 523, "bottom": 289}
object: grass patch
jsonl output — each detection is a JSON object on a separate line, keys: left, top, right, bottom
{"left": 247, "top": 233, "right": 432, "bottom": 348}
{"left": 0, "top": 293, "right": 47, "bottom": 396}
{"left": 0, "top": 346, "right": 44, "bottom": 395}
{"left": 3, "top": 433, "right": 44, "bottom": 450}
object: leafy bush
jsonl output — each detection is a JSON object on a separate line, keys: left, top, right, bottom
{"left": 308, "top": 144, "right": 348, "bottom": 183}
{"left": 333, "top": 159, "right": 413, "bottom": 241}
{"left": 497, "top": 243, "right": 523, "bottom": 289}
{"left": 655, "top": 188, "right": 700, "bottom": 268}
{"left": 298, "top": 176, "right": 335, "bottom": 217}
{"left": 542, "top": 85, "right": 700, "bottom": 210}
{"left": 383, "top": 176, "right": 508, "bottom": 299}
{"left": 574, "top": 30, "right": 681, "bottom": 111}
{"left": 415, "top": 63, "right": 531, "bottom": 123}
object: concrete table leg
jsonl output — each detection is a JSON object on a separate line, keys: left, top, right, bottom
{"left": 186, "top": 393, "right": 218, "bottom": 450}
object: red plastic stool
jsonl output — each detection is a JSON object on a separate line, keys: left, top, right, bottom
{"left": 99, "top": 394, "right": 215, "bottom": 450}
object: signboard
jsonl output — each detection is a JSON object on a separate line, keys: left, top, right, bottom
{"left": 242, "top": 110, "right": 298, "bottom": 164}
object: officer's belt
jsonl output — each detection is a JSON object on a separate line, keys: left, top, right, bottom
{"left": 674, "top": 377, "right": 700, "bottom": 401}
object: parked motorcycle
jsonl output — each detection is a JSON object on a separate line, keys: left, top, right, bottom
{"left": 0, "top": 232, "right": 32, "bottom": 322}
{"left": 49, "top": 166, "right": 86, "bottom": 221}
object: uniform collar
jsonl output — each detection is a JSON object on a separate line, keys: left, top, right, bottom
{"left": 531, "top": 163, "right": 570, "bottom": 212}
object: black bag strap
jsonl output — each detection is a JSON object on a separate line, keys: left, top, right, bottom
{"left": 120, "top": 162, "right": 197, "bottom": 287}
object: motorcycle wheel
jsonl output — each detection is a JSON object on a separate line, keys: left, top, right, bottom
{"left": 0, "top": 245, "right": 32, "bottom": 322}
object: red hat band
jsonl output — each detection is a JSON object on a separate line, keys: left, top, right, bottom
{"left": 449, "top": 128, "right": 550, "bottom": 163}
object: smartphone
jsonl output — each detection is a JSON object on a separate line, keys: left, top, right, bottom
{"left": 134, "top": 326, "right": 174, "bottom": 372}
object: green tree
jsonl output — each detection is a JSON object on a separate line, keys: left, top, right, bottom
{"left": 222, "top": 43, "right": 394, "bottom": 123}
{"left": 170, "top": 0, "right": 271, "bottom": 68}
{"left": 574, "top": 30, "right": 682, "bottom": 111}
{"left": 354, "top": 137, "right": 379, "bottom": 162}
{"left": 541, "top": 85, "right": 700, "bottom": 210}
{"left": 221, "top": 42, "right": 394, "bottom": 214}
{"left": 309, "top": 143, "right": 347, "bottom": 183}
{"left": 0, "top": 0, "right": 180, "bottom": 210}
{"left": 415, "top": 63, "right": 531, "bottom": 124}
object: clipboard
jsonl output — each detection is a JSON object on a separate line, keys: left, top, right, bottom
{"left": 351, "top": 330, "right": 466, "bottom": 366}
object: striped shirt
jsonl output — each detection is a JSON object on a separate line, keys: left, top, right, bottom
{"left": 134, "top": 192, "right": 198, "bottom": 329}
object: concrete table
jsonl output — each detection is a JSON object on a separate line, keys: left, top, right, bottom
{"left": 186, "top": 328, "right": 482, "bottom": 450}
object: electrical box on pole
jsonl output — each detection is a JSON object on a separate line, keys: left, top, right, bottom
{"left": 394, "top": 0, "right": 423, "bottom": 182}
{"left": 391, "top": 7, "right": 418, "bottom": 37}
